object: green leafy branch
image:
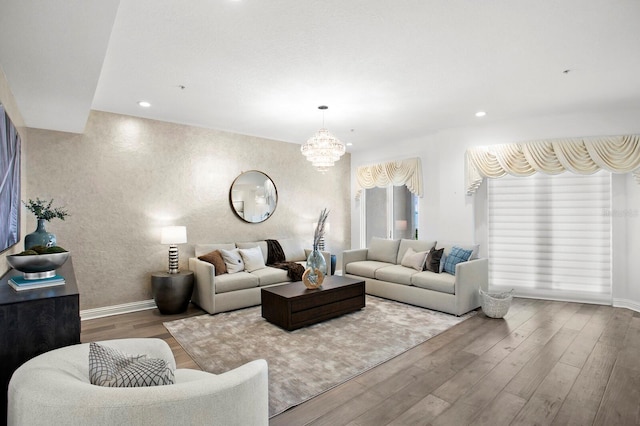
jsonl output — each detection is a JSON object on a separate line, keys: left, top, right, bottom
{"left": 23, "top": 198, "right": 69, "bottom": 222}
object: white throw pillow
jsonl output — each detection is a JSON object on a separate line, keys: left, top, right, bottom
{"left": 220, "top": 248, "right": 245, "bottom": 273}
{"left": 239, "top": 246, "right": 266, "bottom": 272}
{"left": 400, "top": 247, "right": 429, "bottom": 271}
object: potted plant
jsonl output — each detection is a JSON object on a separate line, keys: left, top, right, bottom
{"left": 23, "top": 198, "right": 69, "bottom": 250}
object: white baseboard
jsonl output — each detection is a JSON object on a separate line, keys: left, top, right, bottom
{"left": 80, "top": 299, "right": 157, "bottom": 321}
{"left": 612, "top": 298, "right": 640, "bottom": 313}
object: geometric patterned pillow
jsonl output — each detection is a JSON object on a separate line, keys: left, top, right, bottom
{"left": 443, "top": 246, "right": 473, "bottom": 275}
{"left": 89, "top": 342, "right": 175, "bottom": 387}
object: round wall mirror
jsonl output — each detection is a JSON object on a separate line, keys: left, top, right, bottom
{"left": 229, "top": 170, "right": 278, "bottom": 223}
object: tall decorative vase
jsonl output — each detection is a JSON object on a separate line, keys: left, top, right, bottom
{"left": 25, "top": 219, "right": 57, "bottom": 250}
{"left": 303, "top": 247, "right": 327, "bottom": 289}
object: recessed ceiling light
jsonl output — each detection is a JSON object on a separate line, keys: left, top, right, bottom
{"left": 346, "top": 142, "right": 353, "bottom": 146}
{"left": 475, "top": 111, "right": 486, "bottom": 117}
{"left": 137, "top": 101, "right": 151, "bottom": 108}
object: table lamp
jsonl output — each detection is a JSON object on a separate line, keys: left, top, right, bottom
{"left": 161, "top": 226, "right": 187, "bottom": 274}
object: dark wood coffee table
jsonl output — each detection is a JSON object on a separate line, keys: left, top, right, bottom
{"left": 261, "top": 275, "right": 365, "bottom": 331}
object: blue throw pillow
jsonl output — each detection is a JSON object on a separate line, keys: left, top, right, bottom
{"left": 443, "top": 246, "right": 473, "bottom": 275}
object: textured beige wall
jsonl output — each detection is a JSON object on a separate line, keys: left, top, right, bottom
{"left": 0, "top": 66, "right": 27, "bottom": 277}
{"left": 26, "top": 110, "right": 350, "bottom": 310}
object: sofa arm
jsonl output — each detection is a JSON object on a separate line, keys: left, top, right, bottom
{"left": 189, "top": 257, "right": 216, "bottom": 314}
{"left": 454, "top": 258, "right": 489, "bottom": 315}
{"left": 342, "top": 249, "right": 368, "bottom": 272}
{"left": 303, "top": 249, "right": 332, "bottom": 275}
{"left": 172, "top": 359, "right": 269, "bottom": 426}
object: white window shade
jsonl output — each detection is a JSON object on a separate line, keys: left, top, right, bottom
{"left": 488, "top": 170, "right": 611, "bottom": 304}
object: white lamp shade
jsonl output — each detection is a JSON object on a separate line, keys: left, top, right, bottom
{"left": 161, "top": 226, "right": 187, "bottom": 244}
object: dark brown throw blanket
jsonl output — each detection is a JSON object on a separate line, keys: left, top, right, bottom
{"left": 266, "top": 239, "right": 306, "bottom": 281}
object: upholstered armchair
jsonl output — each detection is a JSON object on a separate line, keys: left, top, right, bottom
{"left": 8, "top": 338, "right": 268, "bottom": 426}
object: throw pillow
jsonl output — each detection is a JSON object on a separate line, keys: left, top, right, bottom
{"left": 443, "top": 246, "right": 473, "bottom": 275}
{"left": 220, "top": 248, "right": 245, "bottom": 273}
{"left": 89, "top": 342, "right": 175, "bottom": 387}
{"left": 425, "top": 248, "right": 444, "bottom": 273}
{"left": 198, "top": 250, "right": 227, "bottom": 276}
{"left": 239, "top": 246, "right": 266, "bottom": 272}
{"left": 400, "top": 247, "right": 429, "bottom": 271}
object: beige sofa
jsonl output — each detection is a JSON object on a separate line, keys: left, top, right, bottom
{"left": 189, "top": 238, "right": 331, "bottom": 314}
{"left": 8, "top": 338, "right": 268, "bottom": 426}
{"left": 342, "top": 238, "right": 488, "bottom": 316}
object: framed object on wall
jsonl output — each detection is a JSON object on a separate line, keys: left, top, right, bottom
{"left": 229, "top": 170, "right": 277, "bottom": 223}
{"left": 0, "top": 103, "right": 21, "bottom": 253}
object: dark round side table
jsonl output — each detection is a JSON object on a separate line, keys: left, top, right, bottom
{"left": 151, "top": 270, "right": 194, "bottom": 314}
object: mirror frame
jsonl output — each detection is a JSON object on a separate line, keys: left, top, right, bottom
{"left": 229, "top": 170, "right": 278, "bottom": 223}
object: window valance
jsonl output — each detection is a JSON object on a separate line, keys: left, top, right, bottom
{"left": 465, "top": 135, "right": 640, "bottom": 195}
{"left": 356, "top": 157, "right": 423, "bottom": 198}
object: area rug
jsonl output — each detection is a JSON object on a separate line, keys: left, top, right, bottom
{"left": 164, "top": 296, "right": 473, "bottom": 417}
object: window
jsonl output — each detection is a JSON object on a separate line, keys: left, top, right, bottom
{"left": 362, "top": 185, "right": 418, "bottom": 246}
{"left": 487, "top": 171, "right": 611, "bottom": 304}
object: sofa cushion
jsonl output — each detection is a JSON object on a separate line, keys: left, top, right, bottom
{"left": 437, "top": 241, "right": 480, "bottom": 260}
{"left": 443, "top": 246, "right": 473, "bottom": 275}
{"left": 89, "top": 342, "right": 175, "bottom": 387}
{"left": 345, "top": 260, "right": 392, "bottom": 279}
{"left": 236, "top": 241, "right": 269, "bottom": 263}
{"left": 425, "top": 248, "right": 444, "bottom": 273}
{"left": 251, "top": 266, "right": 290, "bottom": 286}
{"left": 214, "top": 272, "right": 259, "bottom": 294}
{"left": 368, "top": 237, "right": 401, "bottom": 264}
{"left": 239, "top": 246, "right": 266, "bottom": 272}
{"left": 396, "top": 239, "right": 437, "bottom": 265}
{"left": 220, "top": 248, "right": 245, "bottom": 273}
{"left": 375, "top": 265, "right": 417, "bottom": 286}
{"left": 198, "top": 250, "right": 227, "bottom": 276}
{"left": 400, "top": 247, "right": 429, "bottom": 271}
{"left": 411, "top": 271, "right": 456, "bottom": 294}
{"left": 279, "top": 238, "right": 307, "bottom": 262}
{"left": 195, "top": 243, "right": 236, "bottom": 258}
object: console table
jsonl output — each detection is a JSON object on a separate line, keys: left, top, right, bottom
{"left": 0, "top": 257, "right": 80, "bottom": 424}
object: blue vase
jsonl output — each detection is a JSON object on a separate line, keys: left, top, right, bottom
{"left": 25, "top": 219, "right": 56, "bottom": 250}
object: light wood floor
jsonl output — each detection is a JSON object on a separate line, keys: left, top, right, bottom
{"left": 81, "top": 298, "right": 640, "bottom": 425}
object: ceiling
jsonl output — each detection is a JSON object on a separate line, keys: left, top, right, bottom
{"left": 1, "top": 0, "right": 639, "bottom": 152}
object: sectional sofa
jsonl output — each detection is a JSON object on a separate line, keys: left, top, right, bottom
{"left": 342, "top": 237, "right": 488, "bottom": 316}
{"left": 189, "top": 238, "right": 331, "bottom": 314}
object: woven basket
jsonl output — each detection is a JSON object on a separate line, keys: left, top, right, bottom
{"left": 479, "top": 289, "right": 513, "bottom": 318}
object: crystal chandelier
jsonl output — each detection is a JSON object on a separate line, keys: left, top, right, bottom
{"left": 301, "top": 106, "right": 346, "bottom": 173}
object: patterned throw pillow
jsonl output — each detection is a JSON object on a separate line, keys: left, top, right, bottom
{"left": 443, "top": 246, "right": 473, "bottom": 275}
{"left": 89, "top": 342, "right": 175, "bottom": 387}
{"left": 198, "top": 250, "right": 227, "bottom": 276}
